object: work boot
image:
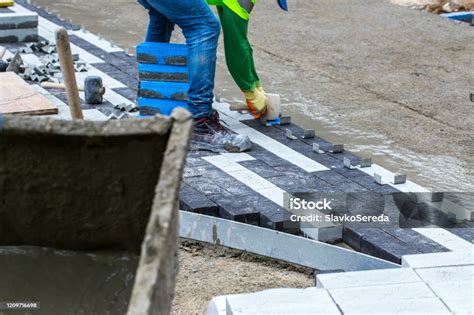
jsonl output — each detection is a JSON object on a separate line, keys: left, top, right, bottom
{"left": 191, "top": 110, "right": 252, "bottom": 153}
{"left": 244, "top": 89, "right": 267, "bottom": 119}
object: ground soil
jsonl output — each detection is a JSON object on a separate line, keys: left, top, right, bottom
{"left": 171, "top": 240, "right": 314, "bottom": 314}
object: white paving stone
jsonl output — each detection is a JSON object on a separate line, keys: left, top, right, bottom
{"left": 203, "top": 155, "right": 248, "bottom": 173}
{"left": 213, "top": 101, "right": 329, "bottom": 173}
{"left": 415, "top": 265, "right": 474, "bottom": 284}
{"left": 206, "top": 296, "right": 227, "bottom": 315}
{"left": 220, "top": 153, "right": 255, "bottom": 162}
{"left": 71, "top": 29, "right": 123, "bottom": 53}
{"left": 255, "top": 186, "right": 286, "bottom": 206}
{"left": 328, "top": 282, "right": 435, "bottom": 310}
{"left": 83, "top": 109, "right": 108, "bottom": 121}
{"left": 341, "top": 297, "right": 451, "bottom": 315}
{"left": 412, "top": 228, "right": 473, "bottom": 252}
{"left": 228, "top": 170, "right": 275, "bottom": 190}
{"left": 428, "top": 280, "right": 474, "bottom": 314}
{"left": 402, "top": 250, "right": 474, "bottom": 268}
{"left": 225, "top": 288, "right": 341, "bottom": 315}
{"left": 356, "top": 163, "right": 430, "bottom": 193}
{"left": 317, "top": 268, "right": 422, "bottom": 289}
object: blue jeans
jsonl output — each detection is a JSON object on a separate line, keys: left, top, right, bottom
{"left": 137, "top": 0, "right": 220, "bottom": 119}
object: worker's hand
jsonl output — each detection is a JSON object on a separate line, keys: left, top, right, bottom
{"left": 244, "top": 89, "right": 267, "bottom": 119}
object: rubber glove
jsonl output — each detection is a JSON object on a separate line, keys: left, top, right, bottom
{"left": 244, "top": 89, "right": 267, "bottom": 119}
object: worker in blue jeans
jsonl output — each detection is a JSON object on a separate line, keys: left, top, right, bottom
{"left": 137, "top": 0, "right": 251, "bottom": 153}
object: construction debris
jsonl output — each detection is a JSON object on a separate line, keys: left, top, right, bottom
{"left": 114, "top": 103, "right": 139, "bottom": 112}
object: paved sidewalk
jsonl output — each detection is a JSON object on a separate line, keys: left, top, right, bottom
{"left": 207, "top": 248, "right": 473, "bottom": 314}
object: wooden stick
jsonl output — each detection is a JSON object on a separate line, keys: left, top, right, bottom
{"left": 229, "top": 103, "right": 249, "bottom": 111}
{"left": 41, "top": 81, "right": 84, "bottom": 91}
{"left": 55, "top": 28, "right": 83, "bottom": 119}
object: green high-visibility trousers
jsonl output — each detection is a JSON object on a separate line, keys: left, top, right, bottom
{"left": 217, "top": 5, "right": 260, "bottom": 92}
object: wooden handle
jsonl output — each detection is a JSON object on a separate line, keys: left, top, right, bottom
{"left": 41, "top": 81, "right": 84, "bottom": 91}
{"left": 229, "top": 103, "right": 249, "bottom": 111}
{"left": 41, "top": 82, "right": 66, "bottom": 89}
{"left": 0, "top": 46, "right": 6, "bottom": 60}
{"left": 56, "top": 28, "right": 83, "bottom": 120}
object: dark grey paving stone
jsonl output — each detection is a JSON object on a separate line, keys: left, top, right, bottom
{"left": 332, "top": 164, "right": 367, "bottom": 177}
{"left": 112, "top": 88, "right": 138, "bottom": 102}
{"left": 359, "top": 228, "right": 420, "bottom": 263}
{"left": 445, "top": 228, "right": 474, "bottom": 243}
{"left": 266, "top": 174, "right": 336, "bottom": 193}
{"left": 239, "top": 160, "right": 283, "bottom": 178}
{"left": 383, "top": 228, "right": 450, "bottom": 253}
{"left": 180, "top": 183, "right": 219, "bottom": 217}
{"left": 183, "top": 175, "right": 228, "bottom": 196}
{"left": 247, "top": 144, "right": 293, "bottom": 167}
{"left": 208, "top": 193, "right": 260, "bottom": 226}
{"left": 313, "top": 170, "right": 354, "bottom": 185}
{"left": 332, "top": 181, "right": 368, "bottom": 193}
{"left": 350, "top": 174, "right": 401, "bottom": 194}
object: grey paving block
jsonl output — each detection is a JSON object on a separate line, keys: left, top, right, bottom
{"left": 208, "top": 194, "right": 260, "bottom": 226}
{"left": 266, "top": 174, "right": 336, "bottom": 193}
{"left": 238, "top": 160, "right": 282, "bottom": 178}
{"left": 179, "top": 183, "right": 219, "bottom": 217}
{"left": 382, "top": 228, "right": 449, "bottom": 254}
{"left": 332, "top": 165, "right": 367, "bottom": 178}
{"left": 350, "top": 174, "right": 400, "bottom": 194}
{"left": 112, "top": 87, "right": 138, "bottom": 102}
{"left": 343, "top": 227, "right": 372, "bottom": 251}
{"left": 183, "top": 175, "right": 228, "bottom": 196}
{"left": 445, "top": 228, "right": 474, "bottom": 243}
{"left": 0, "top": 28, "right": 38, "bottom": 43}
{"left": 246, "top": 144, "right": 293, "bottom": 167}
{"left": 359, "top": 228, "right": 421, "bottom": 263}
{"left": 0, "top": 12, "right": 38, "bottom": 30}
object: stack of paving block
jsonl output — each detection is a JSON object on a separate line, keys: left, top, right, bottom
{"left": 0, "top": 8, "right": 39, "bottom": 43}
{"left": 136, "top": 42, "right": 189, "bottom": 116}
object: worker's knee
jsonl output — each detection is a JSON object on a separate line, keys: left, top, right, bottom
{"left": 206, "top": 16, "right": 221, "bottom": 42}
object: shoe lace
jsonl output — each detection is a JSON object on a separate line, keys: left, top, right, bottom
{"left": 198, "top": 110, "right": 230, "bottom": 134}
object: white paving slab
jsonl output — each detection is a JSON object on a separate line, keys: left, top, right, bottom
{"left": 203, "top": 155, "right": 339, "bottom": 235}
{"left": 220, "top": 153, "right": 256, "bottom": 162}
{"left": 357, "top": 163, "right": 430, "bottom": 193}
{"left": 76, "top": 67, "right": 126, "bottom": 89}
{"left": 317, "top": 268, "right": 422, "bottom": 289}
{"left": 206, "top": 296, "right": 227, "bottom": 315}
{"left": 341, "top": 297, "right": 451, "bottom": 315}
{"left": 402, "top": 250, "right": 474, "bottom": 268}
{"left": 203, "top": 155, "right": 248, "bottom": 173}
{"left": 415, "top": 265, "right": 474, "bottom": 284}
{"left": 412, "top": 228, "right": 473, "bottom": 252}
{"left": 213, "top": 101, "right": 329, "bottom": 173}
{"left": 82, "top": 109, "right": 108, "bottom": 121}
{"left": 328, "top": 282, "right": 435, "bottom": 309}
{"left": 428, "top": 280, "right": 474, "bottom": 314}
{"left": 255, "top": 186, "right": 286, "bottom": 206}
{"left": 71, "top": 29, "right": 123, "bottom": 53}
{"left": 225, "top": 288, "right": 341, "bottom": 315}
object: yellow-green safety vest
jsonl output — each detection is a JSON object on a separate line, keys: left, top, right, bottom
{"left": 207, "top": 0, "right": 256, "bottom": 20}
